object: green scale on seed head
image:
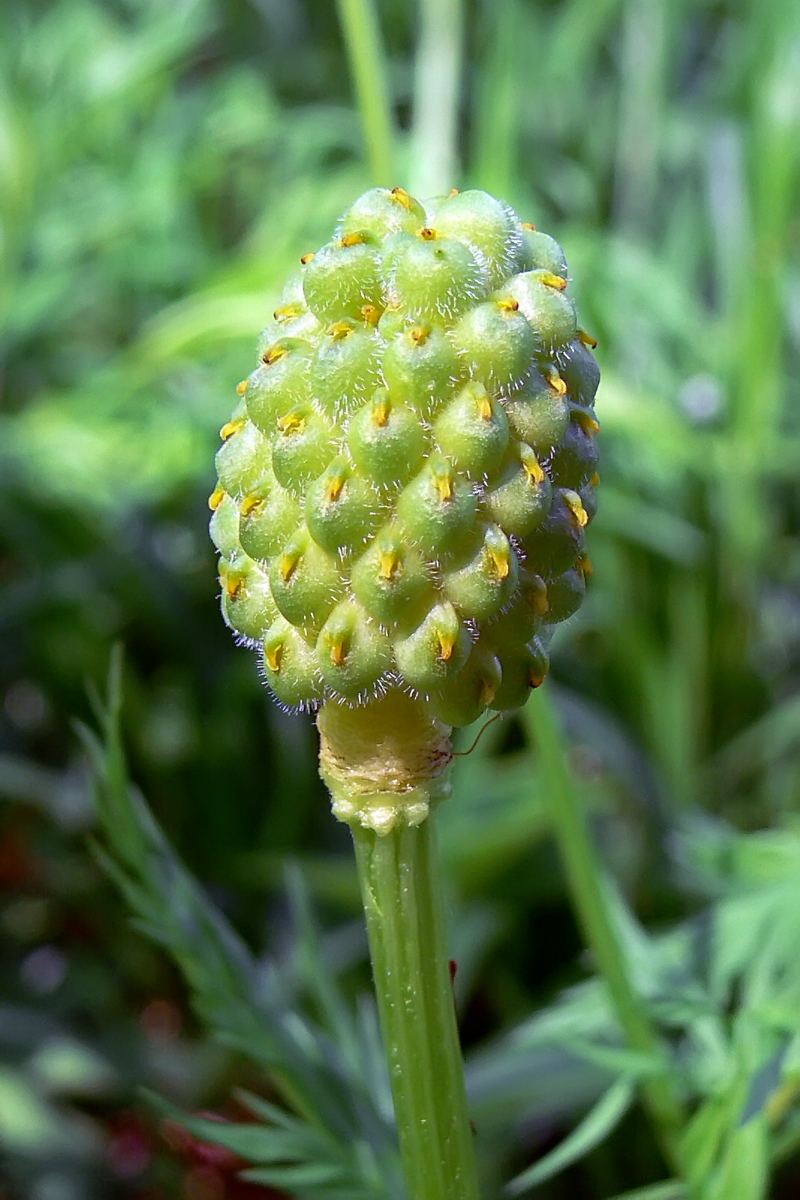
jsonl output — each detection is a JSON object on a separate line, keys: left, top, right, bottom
{"left": 210, "top": 187, "right": 600, "bottom": 725}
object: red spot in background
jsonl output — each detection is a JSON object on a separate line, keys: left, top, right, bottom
{"left": 183, "top": 1165, "right": 225, "bottom": 1200}
{"left": 108, "top": 1111, "right": 153, "bottom": 1179}
{"left": 163, "top": 1115, "right": 240, "bottom": 1171}
{"left": 141, "top": 997, "right": 183, "bottom": 1042}
{"left": 0, "top": 825, "right": 39, "bottom": 890}
{"left": 163, "top": 1113, "right": 285, "bottom": 1199}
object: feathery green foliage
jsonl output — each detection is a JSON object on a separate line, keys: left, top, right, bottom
{"left": 81, "top": 648, "right": 403, "bottom": 1199}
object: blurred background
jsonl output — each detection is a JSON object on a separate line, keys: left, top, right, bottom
{"left": 1, "top": 0, "right": 799, "bottom": 1196}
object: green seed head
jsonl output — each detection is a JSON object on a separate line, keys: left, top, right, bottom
{"left": 302, "top": 235, "right": 384, "bottom": 323}
{"left": 314, "top": 320, "right": 383, "bottom": 418}
{"left": 544, "top": 566, "right": 587, "bottom": 623}
{"left": 245, "top": 339, "right": 313, "bottom": 433}
{"left": 394, "top": 456, "right": 478, "bottom": 564}
{"left": 427, "top": 643, "right": 502, "bottom": 728}
{"left": 443, "top": 523, "right": 519, "bottom": 620}
{"left": 256, "top": 273, "right": 320, "bottom": 356}
{"left": 215, "top": 414, "right": 268, "bottom": 498}
{"left": 269, "top": 526, "right": 344, "bottom": 632}
{"left": 381, "top": 323, "right": 462, "bottom": 414}
{"left": 517, "top": 226, "right": 569, "bottom": 278}
{"left": 304, "top": 456, "right": 383, "bottom": 556}
{"left": 350, "top": 527, "right": 434, "bottom": 630}
{"left": 210, "top": 186, "right": 600, "bottom": 722}
{"left": 384, "top": 230, "right": 487, "bottom": 323}
{"left": 338, "top": 186, "right": 427, "bottom": 240}
{"left": 316, "top": 599, "right": 393, "bottom": 701}
{"left": 238, "top": 470, "right": 302, "bottom": 562}
{"left": 504, "top": 270, "right": 578, "bottom": 353}
{"left": 490, "top": 634, "right": 550, "bottom": 712}
{"left": 209, "top": 491, "right": 241, "bottom": 560}
{"left": 433, "top": 382, "right": 509, "bottom": 478}
{"left": 347, "top": 389, "right": 427, "bottom": 486}
{"left": 262, "top": 617, "right": 323, "bottom": 708}
{"left": 503, "top": 369, "right": 571, "bottom": 455}
{"left": 548, "top": 409, "right": 601, "bottom": 489}
{"left": 393, "top": 600, "right": 472, "bottom": 693}
{"left": 483, "top": 444, "right": 553, "bottom": 538}
{"left": 429, "top": 189, "right": 522, "bottom": 287}
{"left": 271, "top": 404, "right": 339, "bottom": 493}
{"left": 558, "top": 337, "right": 601, "bottom": 407}
{"left": 220, "top": 552, "right": 278, "bottom": 643}
{"left": 451, "top": 297, "right": 537, "bottom": 390}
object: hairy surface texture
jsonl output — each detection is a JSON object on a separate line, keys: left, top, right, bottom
{"left": 210, "top": 187, "right": 600, "bottom": 726}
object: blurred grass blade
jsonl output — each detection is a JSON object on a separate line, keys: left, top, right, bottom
{"left": 524, "top": 689, "right": 685, "bottom": 1168}
{"left": 471, "top": 0, "right": 527, "bottom": 201}
{"left": 506, "top": 1078, "right": 634, "bottom": 1193}
{"left": 336, "top": 0, "right": 396, "bottom": 185}
{"left": 704, "top": 1116, "right": 769, "bottom": 1200}
{"left": 678, "top": 1088, "right": 741, "bottom": 1193}
{"left": 242, "top": 1163, "right": 356, "bottom": 1189}
{"left": 705, "top": 693, "right": 800, "bottom": 785}
{"left": 410, "top": 0, "right": 464, "bottom": 196}
{"left": 605, "top": 1184, "right": 687, "bottom": 1200}
{"left": 613, "top": 0, "right": 667, "bottom": 237}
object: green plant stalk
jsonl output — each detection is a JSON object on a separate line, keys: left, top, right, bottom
{"left": 317, "top": 694, "right": 480, "bottom": 1199}
{"left": 524, "top": 690, "right": 686, "bottom": 1177}
{"left": 336, "top": 0, "right": 396, "bottom": 186}
{"left": 352, "top": 817, "right": 481, "bottom": 1200}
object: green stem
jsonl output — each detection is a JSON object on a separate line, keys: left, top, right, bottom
{"left": 524, "top": 690, "right": 686, "bottom": 1176}
{"left": 336, "top": 0, "right": 396, "bottom": 185}
{"left": 410, "top": 0, "right": 464, "bottom": 197}
{"left": 351, "top": 816, "right": 481, "bottom": 1200}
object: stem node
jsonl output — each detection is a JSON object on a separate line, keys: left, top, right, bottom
{"left": 318, "top": 690, "right": 452, "bottom": 833}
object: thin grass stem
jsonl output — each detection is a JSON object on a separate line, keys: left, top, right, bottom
{"left": 524, "top": 689, "right": 686, "bottom": 1178}
{"left": 410, "top": 0, "right": 464, "bottom": 197}
{"left": 336, "top": 0, "right": 397, "bottom": 185}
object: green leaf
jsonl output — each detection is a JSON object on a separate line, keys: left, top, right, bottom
{"left": 179, "top": 1114, "right": 341, "bottom": 1167}
{"left": 28, "top": 1037, "right": 115, "bottom": 1099}
{"left": 740, "top": 1042, "right": 789, "bottom": 1123}
{"left": 605, "top": 1184, "right": 686, "bottom": 1200}
{"left": 555, "top": 1035, "right": 660, "bottom": 1082}
{"left": 704, "top": 1116, "right": 769, "bottom": 1200}
{"left": 236, "top": 1088, "right": 309, "bottom": 1130}
{"left": 241, "top": 1161, "right": 353, "bottom": 1187}
{"left": 284, "top": 862, "right": 363, "bottom": 1071}
{"left": 678, "top": 1083, "right": 745, "bottom": 1192}
{"left": 0, "top": 1068, "right": 62, "bottom": 1153}
{"left": 598, "top": 488, "right": 706, "bottom": 565}
{"left": 506, "top": 1078, "right": 635, "bottom": 1194}
{"left": 772, "top": 1109, "right": 800, "bottom": 1165}
{"left": 147, "top": 1089, "right": 339, "bottom": 1170}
